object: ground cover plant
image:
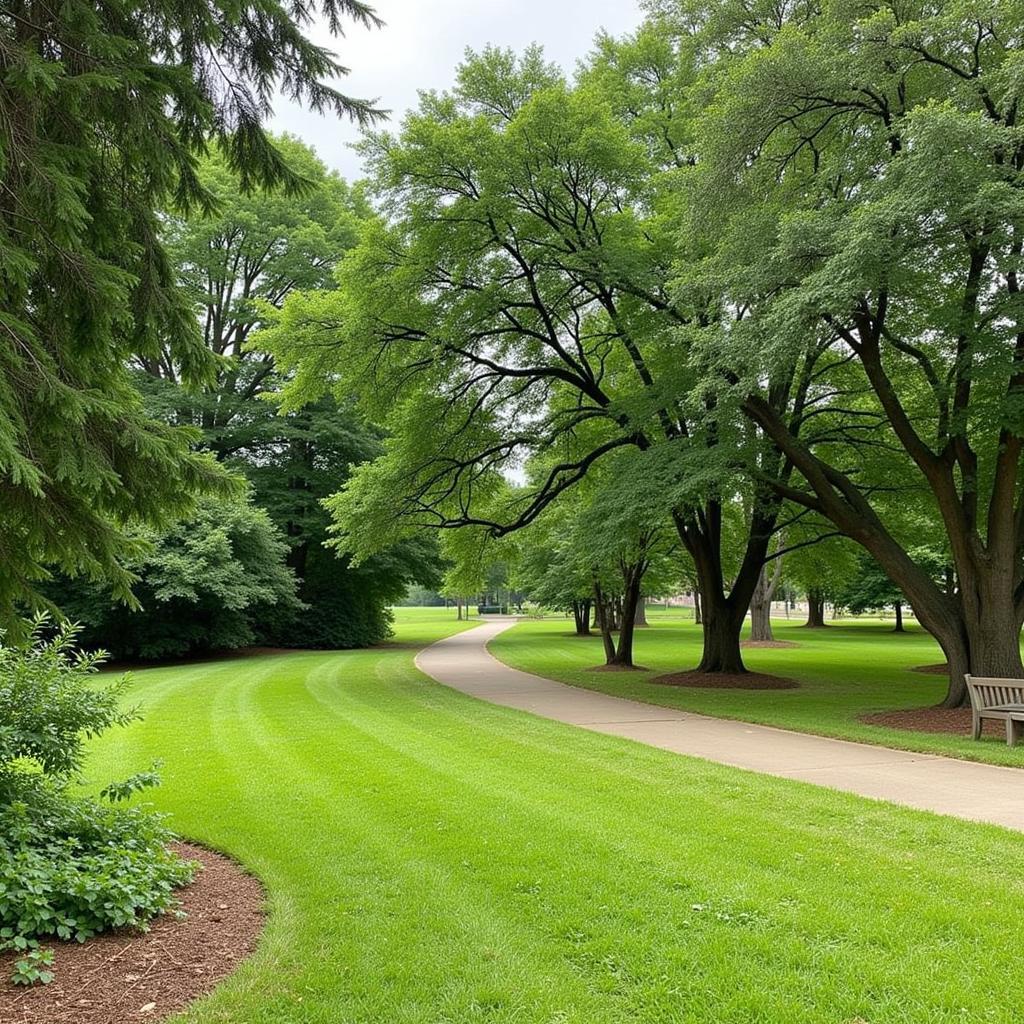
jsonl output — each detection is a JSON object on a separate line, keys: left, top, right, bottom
{"left": 489, "top": 611, "right": 1024, "bottom": 767}
{"left": 71, "top": 608, "right": 1024, "bottom": 1023}
{"left": 0, "top": 619, "right": 194, "bottom": 983}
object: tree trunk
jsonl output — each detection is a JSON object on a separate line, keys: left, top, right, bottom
{"left": 938, "top": 570, "right": 1024, "bottom": 706}
{"left": 611, "top": 575, "right": 642, "bottom": 667}
{"left": 748, "top": 556, "right": 784, "bottom": 642}
{"left": 741, "top": 390, "right": 1024, "bottom": 708}
{"left": 892, "top": 601, "right": 903, "bottom": 632}
{"left": 571, "top": 599, "right": 591, "bottom": 636}
{"left": 749, "top": 594, "right": 773, "bottom": 641}
{"left": 693, "top": 590, "right": 702, "bottom": 625}
{"left": 697, "top": 594, "right": 747, "bottom": 672}
{"left": 633, "top": 596, "right": 648, "bottom": 627}
{"left": 672, "top": 501, "right": 780, "bottom": 677}
{"left": 457, "top": 598, "right": 463, "bottom": 621}
{"left": 804, "top": 588, "right": 826, "bottom": 628}
{"left": 593, "top": 582, "right": 618, "bottom": 665}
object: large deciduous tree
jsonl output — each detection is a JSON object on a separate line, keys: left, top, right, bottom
{"left": 264, "top": 44, "right": 812, "bottom": 676}
{"left": 0, "top": 0, "right": 380, "bottom": 621}
{"left": 689, "top": 0, "right": 1024, "bottom": 704}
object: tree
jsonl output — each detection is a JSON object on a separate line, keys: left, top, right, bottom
{"left": 688, "top": 0, "right": 1024, "bottom": 704}
{"left": 144, "top": 138, "right": 369, "bottom": 452}
{"left": 511, "top": 498, "right": 597, "bottom": 633}
{"left": 139, "top": 142, "right": 436, "bottom": 648}
{"left": 783, "top": 536, "right": 860, "bottom": 629}
{"left": 0, "top": 0, "right": 381, "bottom": 621}
{"left": 48, "top": 493, "right": 302, "bottom": 659}
{"left": 749, "top": 551, "right": 785, "bottom": 642}
{"left": 262, "top": 44, "right": 813, "bottom": 677}
{"left": 837, "top": 548, "right": 948, "bottom": 633}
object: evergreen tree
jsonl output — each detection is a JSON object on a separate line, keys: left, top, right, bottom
{"left": 136, "top": 142, "right": 436, "bottom": 647}
{"left": 0, "top": 0, "right": 380, "bottom": 621}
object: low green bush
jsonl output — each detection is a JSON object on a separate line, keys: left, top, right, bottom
{"left": 0, "top": 618, "right": 195, "bottom": 983}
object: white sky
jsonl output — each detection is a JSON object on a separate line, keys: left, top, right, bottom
{"left": 268, "top": 0, "right": 644, "bottom": 181}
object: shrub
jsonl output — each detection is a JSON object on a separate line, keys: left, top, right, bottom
{"left": 0, "top": 618, "right": 194, "bottom": 981}
{"left": 47, "top": 492, "right": 302, "bottom": 660}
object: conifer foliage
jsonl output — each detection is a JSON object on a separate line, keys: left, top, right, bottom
{"left": 0, "top": 0, "right": 380, "bottom": 621}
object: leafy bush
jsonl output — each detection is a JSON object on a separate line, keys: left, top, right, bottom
{"left": 0, "top": 619, "right": 194, "bottom": 980}
{"left": 47, "top": 492, "right": 302, "bottom": 660}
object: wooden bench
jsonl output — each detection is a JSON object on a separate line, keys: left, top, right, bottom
{"left": 965, "top": 675, "right": 1024, "bottom": 746}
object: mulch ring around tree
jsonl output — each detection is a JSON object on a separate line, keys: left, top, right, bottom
{"left": 860, "top": 706, "right": 1004, "bottom": 737}
{"left": 740, "top": 640, "right": 800, "bottom": 649}
{"left": 912, "top": 663, "right": 950, "bottom": 675}
{"left": 587, "top": 663, "right": 649, "bottom": 672}
{"left": 651, "top": 670, "right": 798, "bottom": 690}
{"left": 0, "top": 843, "right": 265, "bottom": 1024}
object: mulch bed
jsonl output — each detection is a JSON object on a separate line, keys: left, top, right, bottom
{"left": 651, "top": 670, "right": 799, "bottom": 690}
{"left": 912, "top": 663, "right": 950, "bottom": 675}
{"left": 587, "top": 663, "right": 649, "bottom": 672}
{"left": 740, "top": 640, "right": 800, "bottom": 649}
{"left": 860, "top": 706, "right": 1003, "bottom": 737}
{"left": 0, "top": 843, "right": 265, "bottom": 1024}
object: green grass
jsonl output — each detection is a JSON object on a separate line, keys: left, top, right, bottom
{"left": 488, "top": 612, "right": 1024, "bottom": 766}
{"left": 77, "top": 607, "right": 1024, "bottom": 1022}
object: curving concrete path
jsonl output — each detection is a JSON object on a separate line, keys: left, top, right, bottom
{"left": 416, "top": 617, "right": 1024, "bottom": 833}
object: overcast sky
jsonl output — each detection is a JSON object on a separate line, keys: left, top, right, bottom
{"left": 268, "top": 0, "right": 644, "bottom": 182}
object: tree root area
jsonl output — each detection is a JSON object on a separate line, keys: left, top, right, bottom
{"left": 0, "top": 843, "right": 264, "bottom": 1024}
{"left": 860, "top": 707, "right": 999, "bottom": 736}
{"left": 911, "top": 663, "right": 949, "bottom": 675}
{"left": 651, "top": 670, "right": 798, "bottom": 690}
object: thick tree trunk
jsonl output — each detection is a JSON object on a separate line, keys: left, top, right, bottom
{"left": 938, "top": 571, "right": 1024, "bottom": 706}
{"left": 892, "top": 601, "right": 903, "bottom": 632}
{"left": 633, "top": 596, "right": 647, "bottom": 627}
{"left": 742, "top": 391, "right": 1024, "bottom": 709}
{"left": 672, "top": 493, "right": 786, "bottom": 676}
{"left": 749, "top": 596, "right": 773, "bottom": 642}
{"left": 804, "top": 588, "right": 826, "bottom": 628}
{"left": 697, "top": 595, "right": 747, "bottom": 672}
{"left": 749, "top": 559, "right": 783, "bottom": 642}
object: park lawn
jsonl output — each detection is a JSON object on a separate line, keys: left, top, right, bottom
{"left": 75, "top": 608, "right": 1024, "bottom": 1023}
{"left": 488, "top": 611, "right": 1024, "bottom": 767}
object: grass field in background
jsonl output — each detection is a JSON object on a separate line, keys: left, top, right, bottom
{"left": 74, "top": 608, "right": 1024, "bottom": 1023}
{"left": 487, "top": 611, "right": 1024, "bottom": 766}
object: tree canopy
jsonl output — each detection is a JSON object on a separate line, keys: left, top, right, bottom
{"left": 685, "top": 0, "right": 1024, "bottom": 702}
{"left": 0, "top": 0, "right": 380, "bottom": 621}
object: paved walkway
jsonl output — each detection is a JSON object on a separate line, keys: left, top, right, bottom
{"left": 416, "top": 618, "right": 1024, "bottom": 832}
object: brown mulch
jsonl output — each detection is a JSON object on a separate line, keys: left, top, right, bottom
{"left": 740, "top": 640, "right": 800, "bottom": 649}
{"left": 860, "top": 706, "right": 1003, "bottom": 737}
{"left": 651, "top": 670, "right": 799, "bottom": 690}
{"left": 587, "top": 663, "right": 649, "bottom": 672}
{"left": 0, "top": 843, "right": 265, "bottom": 1024}
{"left": 912, "top": 663, "right": 950, "bottom": 675}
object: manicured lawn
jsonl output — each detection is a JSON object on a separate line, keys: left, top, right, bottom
{"left": 488, "top": 612, "right": 1024, "bottom": 766}
{"left": 82, "top": 607, "right": 1024, "bottom": 1023}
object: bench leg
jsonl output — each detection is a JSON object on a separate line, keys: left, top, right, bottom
{"left": 972, "top": 712, "right": 982, "bottom": 740}
{"left": 1006, "top": 719, "right": 1023, "bottom": 747}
